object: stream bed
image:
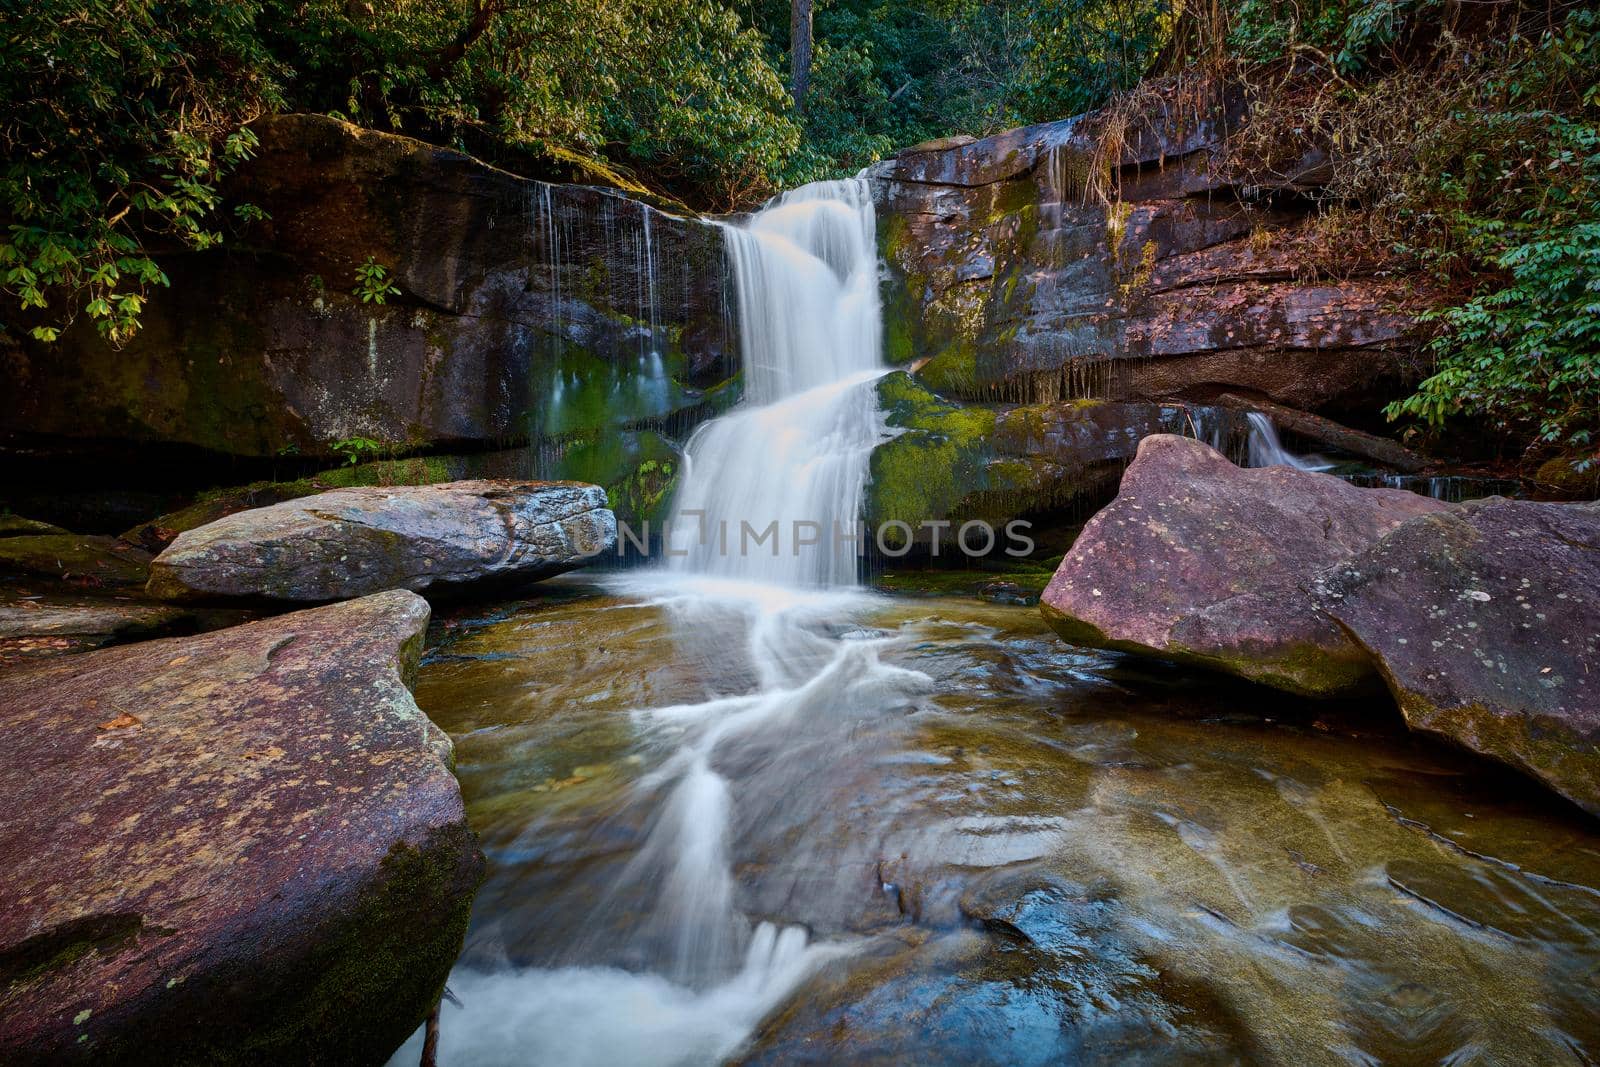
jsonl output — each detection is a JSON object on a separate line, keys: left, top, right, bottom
{"left": 394, "top": 576, "right": 1600, "bottom": 1066}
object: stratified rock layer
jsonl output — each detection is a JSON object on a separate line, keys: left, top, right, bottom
{"left": 872, "top": 84, "right": 1431, "bottom": 414}
{"left": 148, "top": 479, "right": 615, "bottom": 602}
{"left": 1040, "top": 435, "right": 1447, "bottom": 695}
{"left": 1315, "top": 499, "right": 1600, "bottom": 814}
{"left": 0, "top": 591, "right": 483, "bottom": 1065}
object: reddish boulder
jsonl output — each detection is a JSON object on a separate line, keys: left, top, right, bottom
{"left": 1315, "top": 499, "right": 1600, "bottom": 814}
{"left": 1040, "top": 435, "right": 1447, "bottom": 695}
{"left": 0, "top": 591, "right": 482, "bottom": 1064}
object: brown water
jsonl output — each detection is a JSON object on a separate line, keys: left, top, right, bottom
{"left": 402, "top": 578, "right": 1600, "bottom": 1066}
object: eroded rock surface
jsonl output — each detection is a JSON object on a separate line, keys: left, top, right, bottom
{"left": 1315, "top": 498, "right": 1600, "bottom": 813}
{"left": 873, "top": 85, "right": 1430, "bottom": 415}
{"left": 1040, "top": 434, "right": 1447, "bottom": 695}
{"left": 148, "top": 479, "right": 615, "bottom": 602}
{"left": 0, "top": 590, "right": 483, "bottom": 1064}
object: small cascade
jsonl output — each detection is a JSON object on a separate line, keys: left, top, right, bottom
{"left": 1342, "top": 472, "right": 1523, "bottom": 502}
{"left": 1245, "top": 412, "right": 1335, "bottom": 472}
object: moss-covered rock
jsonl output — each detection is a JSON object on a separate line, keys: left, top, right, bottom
{"left": 867, "top": 374, "right": 1235, "bottom": 549}
{"left": 873, "top": 96, "right": 1430, "bottom": 413}
{"left": 0, "top": 535, "right": 152, "bottom": 588}
{"left": 3, "top": 115, "right": 736, "bottom": 461}
{"left": 0, "top": 515, "right": 69, "bottom": 538}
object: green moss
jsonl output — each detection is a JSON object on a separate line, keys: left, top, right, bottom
{"left": 539, "top": 429, "right": 681, "bottom": 527}
{"left": 866, "top": 373, "right": 997, "bottom": 542}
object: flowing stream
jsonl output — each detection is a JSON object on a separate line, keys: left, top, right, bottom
{"left": 392, "top": 181, "right": 1600, "bottom": 1065}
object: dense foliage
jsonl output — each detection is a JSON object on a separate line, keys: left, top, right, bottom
{"left": 1, "top": 2, "right": 277, "bottom": 343}
{"left": 1194, "top": 0, "right": 1600, "bottom": 466}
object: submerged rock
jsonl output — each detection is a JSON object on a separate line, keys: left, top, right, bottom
{"left": 1040, "top": 435, "right": 1447, "bottom": 696}
{"left": 1315, "top": 498, "right": 1600, "bottom": 814}
{"left": 147, "top": 479, "right": 616, "bottom": 602}
{"left": 0, "top": 590, "right": 483, "bottom": 1064}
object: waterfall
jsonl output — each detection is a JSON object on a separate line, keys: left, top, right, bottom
{"left": 400, "top": 179, "right": 933, "bottom": 1066}
{"left": 1245, "top": 412, "right": 1334, "bottom": 472}
{"left": 666, "top": 179, "right": 885, "bottom": 586}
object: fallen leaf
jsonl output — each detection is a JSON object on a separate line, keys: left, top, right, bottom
{"left": 97, "top": 713, "right": 142, "bottom": 731}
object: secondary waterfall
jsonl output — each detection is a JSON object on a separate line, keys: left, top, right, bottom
{"left": 1245, "top": 412, "right": 1334, "bottom": 472}
{"left": 667, "top": 179, "right": 885, "bottom": 586}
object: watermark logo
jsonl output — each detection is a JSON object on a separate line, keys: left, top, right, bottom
{"left": 577, "top": 514, "right": 1034, "bottom": 559}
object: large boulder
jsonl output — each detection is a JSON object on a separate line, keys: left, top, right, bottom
{"left": 1314, "top": 499, "right": 1600, "bottom": 814}
{"left": 148, "top": 480, "right": 615, "bottom": 602}
{"left": 1040, "top": 435, "right": 1448, "bottom": 695}
{"left": 0, "top": 590, "right": 483, "bottom": 1064}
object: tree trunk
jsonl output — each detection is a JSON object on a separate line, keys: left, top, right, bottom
{"left": 790, "top": 0, "right": 814, "bottom": 115}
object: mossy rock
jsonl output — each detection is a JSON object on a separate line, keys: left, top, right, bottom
{"left": 0, "top": 535, "right": 151, "bottom": 588}
{"left": 0, "top": 515, "right": 69, "bottom": 538}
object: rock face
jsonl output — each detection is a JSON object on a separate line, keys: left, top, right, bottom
{"left": 871, "top": 82, "right": 1430, "bottom": 416}
{"left": 148, "top": 480, "right": 615, "bottom": 602}
{"left": 1040, "top": 435, "right": 1448, "bottom": 695}
{"left": 0, "top": 590, "right": 483, "bottom": 1064}
{"left": 1315, "top": 499, "right": 1600, "bottom": 814}
{"left": 1, "top": 114, "right": 734, "bottom": 463}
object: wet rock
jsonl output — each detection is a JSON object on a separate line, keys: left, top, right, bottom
{"left": 148, "top": 480, "right": 615, "bottom": 603}
{"left": 3, "top": 114, "right": 734, "bottom": 461}
{"left": 865, "top": 372, "right": 1246, "bottom": 546}
{"left": 119, "top": 449, "right": 537, "bottom": 553}
{"left": 874, "top": 85, "right": 1431, "bottom": 414}
{"left": 1040, "top": 435, "right": 1448, "bottom": 696}
{"left": 1314, "top": 498, "right": 1600, "bottom": 814}
{"left": 0, "top": 594, "right": 199, "bottom": 667}
{"left": 0, "top": 534, "right": 152, "bottom": 588}
{"left": 0, "top": 590, "right": 484, "bottom": 1064}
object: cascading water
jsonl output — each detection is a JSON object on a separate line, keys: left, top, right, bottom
{"left": 666, "top": 179, "right": 886, "bottom": 586}
{"left": 1244, "top": 412, "right": 1335, "bottom": 472}
{"left": 403, "top": 179, "right": 933, "bottom": 1066}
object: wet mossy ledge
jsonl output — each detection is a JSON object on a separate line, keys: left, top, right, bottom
{"left": 864, "top": 372, "right": 1247, "bottom": 555}
{"left": 1, "top": 114, "right": 738, "bottom": 466}
{"left": 869, "top": 95, "right": 1431, "bottom": 417}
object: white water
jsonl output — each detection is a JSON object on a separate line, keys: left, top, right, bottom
{"left": 667, "top": 179, "right": 887, "bottom": 586}
{"left": 399, "top": 179, "right": 931, "bottom": 1066}
{"left": 1245, "top": 412, "right": 1334, "bottom": 472}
